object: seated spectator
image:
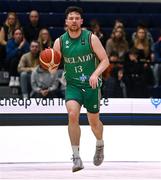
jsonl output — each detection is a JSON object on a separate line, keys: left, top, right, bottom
{"left": 124, "top": 49, "right": 144, "bottom": 97}
{"left": 105, "top": 26, "right": 129, "bottom": 61}
{"left": 57, "top": 70, "right": 66, "bottom": 98}
{"left": 18, "top": 40, "right": 40, "bottom": 98}
{"left": 113, "top": 19, "right": 133, "bottom": 41}
{"left": 30, "top": 63, "right": 65, "bottom": 98}
{"left": 0, "top": 12, "right": 20, "bottom": 69}
{"left": 131, "top": 26, "right": 152, "bottom": 61}
{"left": 102, "top": 51, "right": 122, "bottom": 80}
{"left": 0, "top": 27, "right": 5, "bottom": 69}
{"left": 124, "top": 48, "right": 154, "bottom": 97}
{"left": 38, "top": 28, "right": 53, "bottom": 51}
{"left": 113, "top": 19, "right": 124, "bottom": 29}
{"left": 131, "top": 26, "right": 154, "bottom": 89}
{"left": 23, "top": 10, "right": 42, "bottom": 43}
{"left": 132, "top": 22, "right": 154, "bottom": 48}
{"left": 6, "top": 28, "right": 29, "bottom": 87}
{"left": 102, "top": 66, "right": 127, "bottom": 98}
{"left": 89, "top": 19, "right": 107, "bottom": 47}
{"left": 152, "top": 32, "right": 161, "bottom": 87}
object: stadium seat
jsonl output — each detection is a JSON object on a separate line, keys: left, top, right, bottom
{"left": 3, "top": 1, "right": 30, "bottom": 12}
{"left": 1, "top": 0, "right": 161, "bottom": 14}
{"left": 0, "top": 86, "right": 20, "bottom": 98}
{"left": 31, "top": 1, "right": 53, "bottom": 12}
{"left": 117, "top": 2, "right": 141, "bottom": 13}
{"left": 40, "top": 13, "right": 65, "bottom": 27}
{"left": 140, "top": 3, "right": 161, "bottom": 14}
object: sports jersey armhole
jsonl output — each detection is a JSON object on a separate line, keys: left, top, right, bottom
{"left": 59, "top": 36, "right": 62, "bottom": 53}
{"left": 89, "top": 32, "right": 100, "bottom": 62}
{"left": 89, "top": 32, "right": 95, "bottom": 53}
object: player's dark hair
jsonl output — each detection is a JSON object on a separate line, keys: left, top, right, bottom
{"left": 65, "top": 6, "right": 83, "bottom": 18}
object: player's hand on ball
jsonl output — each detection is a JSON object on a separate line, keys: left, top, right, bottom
{"left": 48, "top": 66, "right": 58, "bottom": 74}
{"left": 39, "top": 48, "right": 61, "bottom": 71}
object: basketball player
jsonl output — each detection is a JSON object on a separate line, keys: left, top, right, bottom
{"left": 53, "top": 6, "right": 109, "bottom": 172}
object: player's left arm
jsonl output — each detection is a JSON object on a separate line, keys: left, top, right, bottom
{"left": 89, "top": 34, "right": 110, "bottom": 89}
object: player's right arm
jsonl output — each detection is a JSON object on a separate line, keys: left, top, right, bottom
{"left": 49, "top": 38, "right": 62, "bottom": 74}
{"left": 53, "top": 38, "right": 62, "bottom": 59}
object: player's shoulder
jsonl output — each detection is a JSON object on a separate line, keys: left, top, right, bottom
{"left": 81, "top": 29, "right": 98, "bottom": 40}
{"left": 82, "top": 29, "right": 92, "bottom": 36}
{"left": 60, "top": 31, "right": 68, "bottom": 39}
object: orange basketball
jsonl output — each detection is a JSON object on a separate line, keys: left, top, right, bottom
{"left": 39, "top": 48, "right": 61, "bottom": 70}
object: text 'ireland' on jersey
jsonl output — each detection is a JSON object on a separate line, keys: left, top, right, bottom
{"left": 60, "top": 29, "right": 100, "bottom": 87}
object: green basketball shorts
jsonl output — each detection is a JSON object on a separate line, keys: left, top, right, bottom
{"left": 65, "top": 84, "right": 101, "bottom": 113}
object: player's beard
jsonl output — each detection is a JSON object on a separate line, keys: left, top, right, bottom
{"left": 68, "top": 24, "right": 81, "bottom": 32}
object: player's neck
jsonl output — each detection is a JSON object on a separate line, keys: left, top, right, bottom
{"left": 68, "top": 29, "right": 82, "bottom": 39}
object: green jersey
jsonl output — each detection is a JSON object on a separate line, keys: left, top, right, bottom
{"left": 60, "top": 29, "right": 100, "bottom": 87}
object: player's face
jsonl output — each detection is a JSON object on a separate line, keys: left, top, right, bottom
{"left": 65, "top": 12, "right": 83, "bottom": 32}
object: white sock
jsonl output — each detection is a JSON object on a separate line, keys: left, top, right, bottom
{"left": 72, "top": 145, "right": 80, "bottom": 158}
{"left": 10, "top": 76, "right": 15, "bottom": 81}
{"left": 96, "top": 139, "right": 104, "bottom": 146}
{"left": 15, "top": 76, "right": 19, "bottom": 81}
{"left": 23, "top": 94, "right": 28, "bottom": 98}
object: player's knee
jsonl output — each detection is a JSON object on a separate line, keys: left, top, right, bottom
{"left": 68, "top": 111, "right": 78, "bottom": 124}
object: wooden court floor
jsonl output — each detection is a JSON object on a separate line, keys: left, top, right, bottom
{"left": 0, "top": 161, "right": 161, "bottom": 180}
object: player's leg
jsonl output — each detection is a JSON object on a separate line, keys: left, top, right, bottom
{"left": 84, "top": 87, "right": 104, "bottom": 166}
{"left": 87, "top": 112, "right": 103, "bottom": 140}
{"left": 66, "top": 100, "right": 81, "bottom": 155}
{"left": 65, "top": 84, "right": 84, "bottom": 172}
{"left": 84, "top": 87, "right": 103, "bottom": 140}
{"left": 87, "top": 112, "right": 104, "bottom": 166}
{"left": 66, "top": 100, "right": 84, "bottom": 172}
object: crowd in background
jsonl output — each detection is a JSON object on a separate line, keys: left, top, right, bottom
{"left": 0, "top": 10, "right": 161, "bottom": 98}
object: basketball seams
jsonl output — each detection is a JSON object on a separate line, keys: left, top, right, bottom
{"left": 39, "top": 48, "right": 61, "bottom": 70}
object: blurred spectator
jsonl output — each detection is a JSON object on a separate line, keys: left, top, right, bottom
{"left": 38, "top": 28, "right": 53, "bottom": 51}
{"left": 102, "top": 66, "right": 127, "bottom": 98}
{"left": 105, "top": 26, "right": 129, "bottom": 61}
{"left": 131, "top": 26, "right": 152, "bottom": 61}
{"left": 0, "top": 12, "right": 20, "bottom": 44}
{"left": 132, "top": 22, "right": 154, "bottom": 48}
{"left": 124, "top": 48, "right": 144, "bottom": 97}
{"left": 6, "top": 28, "right": 29, "bottom": 87}
{"left": 152, "top": 37, "right": 161, "bottom": 87}
{"left": 89, "top": 19, "right": 107, "bottom": 47}
{"left": 0, "top": 12, "right": 21, "bottom": 69}
{"left": 18, "top": 40, "right": 40, "bottom": 98}
{"left": 124, "top": 48, "right": 154, "bottom": 97}
{"left": 102, "top": 51, "right": 121, "bottom": 80}
{"left": 23, "top": 10, "right": 42, "bottom": 43}
{"left": 113, "top": 19, "right": 124, "bottom": 29}
{"left": 30, "top": 64, "right": 65, "bottom": 98}
{"left": 131, "top": 26, "right": 154, "bottom": 90}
